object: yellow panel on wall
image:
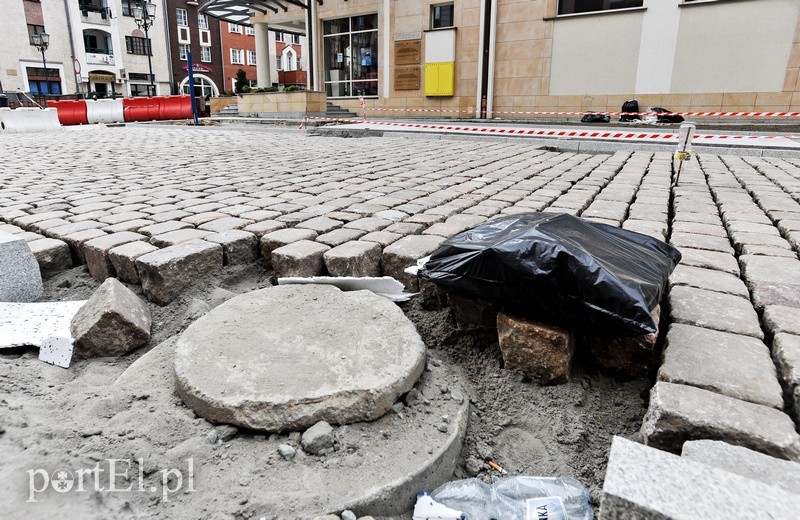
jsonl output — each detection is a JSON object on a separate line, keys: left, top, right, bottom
{"left": 425, "top": 62, "right": 455, "bottom": 97}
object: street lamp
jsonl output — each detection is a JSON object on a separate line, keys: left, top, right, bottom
{"left": 133, "top": 1, "right": 157, "bottom": 96}
{"left": 31, "top": 31, "right": 50, "bottom": 99}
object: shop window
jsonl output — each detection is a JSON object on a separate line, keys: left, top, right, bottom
{"left": 130, "top": 83, "right": 156, "bottom": 97}
{"left": 323, "top": 14, "right": 378, "bottom": 98}
{"left": 431, "top": 4, "right": 454, "bottom": 29}
{"left": 558, "top": 0, "right": 643, "bottom": 15}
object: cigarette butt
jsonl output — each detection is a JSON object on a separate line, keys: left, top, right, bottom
{"left": 487, "top": 460, "right": 507, "bottom": 474}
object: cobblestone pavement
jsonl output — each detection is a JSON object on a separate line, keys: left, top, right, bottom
{"left": 2, "top": 125, "right": 800, "bottom": 459}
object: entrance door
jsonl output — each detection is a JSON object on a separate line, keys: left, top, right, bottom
{"left": 94, "top": 82, "right": 108, "bottom": 97}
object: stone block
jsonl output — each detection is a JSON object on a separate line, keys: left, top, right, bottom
{"left": 296, "top": 217, "right": 343, "bottom": 234}
{"left": 260, "top": 228, "right": 318, "bottom": 269}
{"left": 137, "top": 220, "right": 192, "bottom": 237}
{"left": 658, "top": 324, "right": 783, "bottom": 409}
{"left": 149, "top": 228, "right": 213, "bottom": 248}
{"left": 61, "top": 228, "right": 106, "bottom": 265}
{"left": 0, "top": 231, "right": 43, "bottom": 302}
{"left": 669, "top": 285, "right": 763, "bottom": 339}
{"left": 381, "top": 235, "right": 445, "bottom": 291}
{"left": 83, "top": 231, "right": 145, "bottom": 281}
{"left": 272, "top": 240, "right": 330, "bottom": 278}
{"left": 419, "top": 279, "right": 449, "bottom": 310}
{"left": 682, "top": 440, "right": 800, "bottom": 495}
{"left": 385, "top": 222, "right": 425, "bottom": 235}
{"left": 584, "top": 307, "right": 659, "bottom": 380}
{"left": 70, "top": 278, "right": 151, "bottom": 358}
{"left": 668, "top": 264, "right": 749, "bottom": 298}
{"left": 136, "top": 240, "right": 224, "bottom": 306}
{"left": 763, "top": 305, "right": 800, "bottom": 336}
{"left": 242, "top": 220, "right": 286, "bottom": 237}
{"left": 108, "top": 241, "right": 160, "bottom": 284}
{"left": 359, "top": 231, "right": 401, "bottom": 247}
{"left": 316, "top": 228, "right": 366, "bottom": 247}
{"left": 198, "top": 217, "right": 253, "bottom": 233}
{"left": 678, "top": 247, "right": 740, "bottom": 276}
{"left": 741, "top": 254, "right": 800, "bottom": 309}
{"left": 103, "top": 219, "right": 153, "bottom": 233}
{"left": 448, "top": 293, "right": 498, "bottom": 332}
{"left": 205, "top": 230, "right": 259, "bottom": 266}
{"left": 323, "top": 241, "right": 381, "bottom": 277}
{"left": 344, "top": 217, "right": 392, "bottom": 232}
{"left": 27, "top": 238, "right": 73, "bottom": 278}
{"left": 496, "top": 312, "right": 574, "bottom": 385}
{"left": 641, "top": 382, "right": 800, "bottom": 461}
{"left": 773, "top": 333, "right": 800, "bottom": 418}
{"left": 600, "top": 436, "right": 800, "bottom": 520}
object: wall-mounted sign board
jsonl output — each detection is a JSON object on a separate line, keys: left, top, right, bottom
{"left": 395, "top": 66, "right": 421, "bottom": 90}
{"left": 395, "top": 39, "right": 421, "bottom": 66}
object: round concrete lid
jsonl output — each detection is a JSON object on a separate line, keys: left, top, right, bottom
{"left": 174, "top": 284, "right": 426, "bottom": 432}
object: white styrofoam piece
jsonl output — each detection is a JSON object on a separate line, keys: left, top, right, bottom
{"left": 277, "top": 276, "right": 416, "bottom": 302}
{"left": 0, "top": 301, "right": 86, "bottom": 368}
{"left": 404, "top": 255, "right": 432, "bottom": 277}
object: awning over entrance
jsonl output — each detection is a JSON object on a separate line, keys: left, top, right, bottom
{"left": 199, "top": 0, "right": 317, "bottom": 25}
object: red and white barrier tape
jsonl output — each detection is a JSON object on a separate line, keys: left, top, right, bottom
{"left": 302, "top": 116, "right": 800, "bottom": 141}
{"left": 362, "top": 107, "right": 800, "bottom": 118}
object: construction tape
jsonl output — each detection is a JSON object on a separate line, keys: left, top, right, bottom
{"left": 361, "top": 107, "right": 800, "bottom": 118}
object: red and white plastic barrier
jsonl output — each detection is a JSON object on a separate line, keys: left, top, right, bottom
{"left": 46, "top": 96, "right": 194, "bottom": 126}
{"left": 0, "top": 107, "right": 61, "bottom": 134}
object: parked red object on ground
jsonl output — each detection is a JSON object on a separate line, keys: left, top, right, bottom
{"left": 159, "top": 96, "right": 193, "bottom": 121}
{"left": 46, "top": 100, "right": 88, "bottom": 125}
{"left": 122, "top": 97, "right": 161, "bottom": 122}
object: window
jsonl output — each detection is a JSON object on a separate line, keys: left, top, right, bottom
{"left": 199, "top": 30, "right": 211, "bottom": 45}
{"left": 198, "top": 14, "right": 209, "bottom": 30}
{"left": 179, "top": 43, "right": 190, "bottom": 61}
{"left": 178, "top": 26, "right": 190, "bottom": 44}
{"left": 275, "top": 31, "right": 284, "bottom": 42}
{"left": 180, "top": 75, "right": 218, "bottom": 97}
{"left": 249, "top": 79, "right": 257, "bottom": 87}
{"left": 130, "top": 83, "right": 155, "bottom": 97}
{"left": 292, "top": 34, "right": 300, "bottom": 44}
{"left": 557, "top": 0, "right": 643, "bottom": 16}
{"left": 230, "top": 48, "right": 244, "bottom": 65}
{"left": 245, "top": 26, "right": 255, "bottom": 36}
{"left": 276, "top": 55, "right": 282, "bottom": 71}
{"left": 27, "top": 24, "right": 45, "bottom": 45}
{"left": 201, "top": 46, "right": 212, "bottom": 63}
{"left": 323, "top": 14, "right": 379, "bottom": 98}
{"left": 431, "top": 4, "right": 454, "bottom": 29}
{"left": 176, "top": 8, "right": 188, "bottom": 26}
{"left": 121, "top": 0, "right": 133, "bottom": 16}
{"left": 26, "top": 67, "right": 61, "bottom": 96}
{"left": 125, "top": 36, "right": 152, "bottom": 56}
{"left": 129, "top": 72, "right": 153, "bottom": 81}
{"left": 247, "top": 50, "right": 256, "bottom": 65}
{"left": 229, "top": 23, "right": 242, "bottom": 34}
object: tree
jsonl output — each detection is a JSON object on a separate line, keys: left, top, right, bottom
{"left": 234, "top": 69, "right": 249, "bottom": 94}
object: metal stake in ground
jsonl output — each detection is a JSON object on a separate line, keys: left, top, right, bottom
{"left": 674, "top": 123, "right": 696, "bottom": 187}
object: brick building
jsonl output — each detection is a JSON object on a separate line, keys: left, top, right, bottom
{"left": 164, "top": 0, "right": 224, "bottom": 97}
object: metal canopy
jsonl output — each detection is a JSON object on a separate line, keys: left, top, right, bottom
{"left": 200, "top": 0, "right": 316, "bottom": 25}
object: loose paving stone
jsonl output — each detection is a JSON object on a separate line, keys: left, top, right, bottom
{"left": 600, "top": 436, "right": 800, "bottom": 520}
{"left": 740, "top": 254, "right": 800, "bottom": 309}
{"left": 138, "top": 220, "right": 193, "bottom": 237}
{"left": 83, "top": 231, "right": 146, "bottom": 281}
{"left": 641, "top": 382, "right": 800, "bottom": 460}
{"left": 497, "top": 312, "right": 575, "bottom": 385}
{"left": 677, "top": 247, "right": 740, "bottom": 275}
{"left": 260, "top": 228, "right": 318, "bottom": 269}
{"left": 668, "top": 264, "right": 750, "bottom": 297}
{"left": 26, "top": 238, "right": 73, "bottom": 278}
{"left": 272, "top": 240, "right": 330, "bottom": 277}
{"left": 323, "top": 241, "right": 381, "bottom": 277}
{"left": 136, "top": 240, "right": 224, "bottom": 305}
{"left": 448, "top": 293, "right": 499, "bottom": 332}
{"left": 385, "top": 222, "right": 425, "bottom": 235}
{"left": 316, "top": 228, "right": 367, "bottom": 247}
{"left": 763, "top": 305, "right": 800, "bottom": 336}
{"left": 0, "top": 231, "right": 43, "bottom": 302}
{"left": 773, "top": 333, "right": 800, "bottom": 417}
{"left": 70, "top": 278, "right": 152, "bottom": 358}
{"left": 682, "top": 440, "right": 800, "bottom": 495}
{"left": 584, "top": 307, "right": 660, "bottom": 380}
{"left": 204, "top": 230, "right": 259, "bottom": 266}
{"left": 344, "top": 217, "right": 392, "bottom": 232}
{"left": 46, "top": 220, "right": 106, "bottom": 239}
{"left": 382, "top": 235, "right": 445, "bottom": 290}
{"left": 658, "top": 324, "right": 783, "bottom": 409}
{"left": 108, "top": 241, "right": 160, "bottom": 284}
{"left": 669, "top": 285, "right": 763, "bottom": 339}
{"left": 61, "top": 228, "right": 107, "bottom": 264}
{"left": 149, "top": 228, "right": 213, "bottom": 248}
{"left": 198, "top": 217, "right": 253, "bottom": 232}
{"left": 297, "top": 217, "right": 344, "bottom": 234}
{"left": 242, "top": 220, "right": 287, "bottom": 237}
{"left": 671, "top": 232, "right": 734, "bottom": 254}
{"left": 104, "top": 219, "right": 153, "bottom": 233}
{"left": 174, "top": 285, "right": 426, "bottom": 431}
{"left": 358, "top": 231, "right": 401, "bottom": 247}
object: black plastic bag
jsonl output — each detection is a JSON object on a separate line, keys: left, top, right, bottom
{"left": 651, "top": 107, "right": 685, "bottom": 124}
{"left": 580, "top": 112, "right": 611, "bottom": 123}
{"left": 619, "top": 99, "right": 639, "bottom": 122}
{"left": 419, "top": 213, "right": 681, "bottom": 336}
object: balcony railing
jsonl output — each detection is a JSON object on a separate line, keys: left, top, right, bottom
{"left": 85, "top": 50, "right": 115, "bottom": 65}
{"left": 80, "top": 6, "right": 112, "bottom": 24}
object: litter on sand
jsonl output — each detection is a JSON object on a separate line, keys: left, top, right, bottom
{"left": 0, "top": 300, "right": 86, "bottom": 368}
{"left": 277, "top": 276, "right": 416, "bottom": 302}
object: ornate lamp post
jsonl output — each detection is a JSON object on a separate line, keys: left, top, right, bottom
{"left": 133, "top": 1, "right": 157, "bottom": 95}
{"left": 31, "top": 31, "right": 51, "bottom": 98}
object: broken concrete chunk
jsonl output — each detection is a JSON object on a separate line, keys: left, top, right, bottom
{"left": 584, "top": 306, "right": 659, "bottom": 380}
{"left": 70, "top": 278, "right": 152, "bottom": 358}
{"left": 83, "top": 231, "right": 145, "bottom": 281}
{"left": 658, "top": 324, "right": 784, "bottom": 409}
{"left": 497, "top": 312, "right": 574, "bottom": 385}
{"left": 136, "top": 240, "right": 224, "bottom": 306}
{"left": 301, "top": 421, "right": 334, "bottom": 455}
{"left": 600, "top": 436, "right": 800, "bottom": 520}
{"left": 381, "top": 235, "right": 445, "bottom": 291}
{"left": 641, "top": 382, "right": 800, "bottom": 461}
{"left": 323, "top": 241, "right": 381, "bottom": 277}
{"left": 0, "top": 231, "right": 43, "bottom": 302}
{"left": 682, "top": 440, "right": 800, "bottom": 495}
{"left": 108, "top": 241, "right": 159, "bottom": 284}
{"left": 271, "top": 240, "right": 330, "bottom": 278}
{"left": 205, "top": 230, "right": 259, "bottom": 266}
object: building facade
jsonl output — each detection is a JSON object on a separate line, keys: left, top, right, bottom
{"left": 202, "top": 0, "right": 800, "bottom": 116}
{"left": 164, "top": 0, "right": 225, "bottom": 97}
